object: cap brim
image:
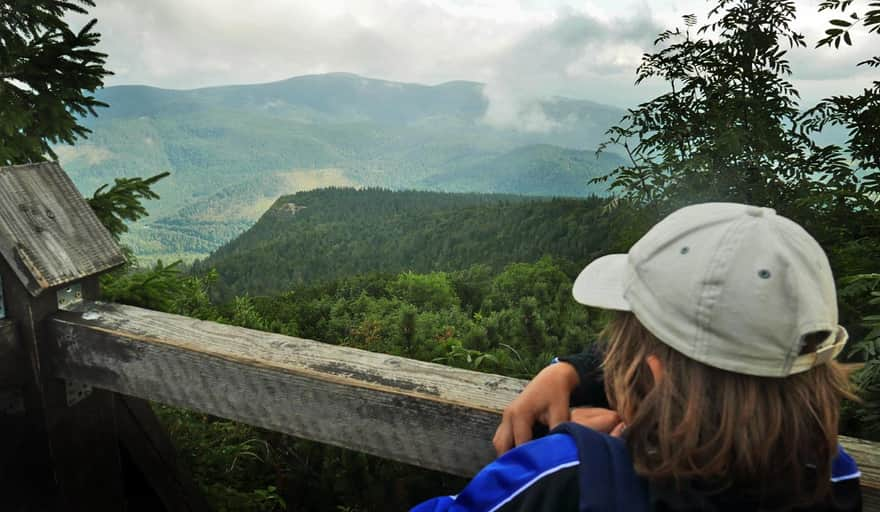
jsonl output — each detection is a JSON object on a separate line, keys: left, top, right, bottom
{"left": 572, "top": 254, "right": 631, "bottom": 311}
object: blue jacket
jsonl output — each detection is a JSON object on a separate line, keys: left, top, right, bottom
{"left": 411, "top": 423, "right": 862, "bottom": 512}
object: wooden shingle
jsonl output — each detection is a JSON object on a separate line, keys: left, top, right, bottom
{"left": 0, "top": 162, "right": 126, "bottom": 296}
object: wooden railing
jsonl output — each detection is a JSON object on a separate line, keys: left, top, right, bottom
{"left": 49, "top": 300, "right": 523, "bottom": 477}
{"left": 28, "top": 300, "right": 880, "bottom": 510}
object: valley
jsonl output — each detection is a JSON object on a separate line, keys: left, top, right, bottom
{"left": 58, "top": 73, "right": 625, "bottom": 261}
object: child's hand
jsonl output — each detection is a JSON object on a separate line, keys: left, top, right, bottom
{"left": 493, "top": 362, "right": 580, "bottom": 455}
{"left": 569, "top": 407, "right": 624, "bottom": 436}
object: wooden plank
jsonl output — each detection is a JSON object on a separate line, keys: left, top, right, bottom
{"left": 0, "top": 162, "right": 125, "bottom": 297}
{"left": 49, "top": 300, "right": 526, "bottom": 477}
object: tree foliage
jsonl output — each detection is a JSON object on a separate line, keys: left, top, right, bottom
{"left": 804, "top": 0, "right": 880, "bottom": 191}
{"left": 598, "top": 1, "right": 841, "bottom": 211}
{"left": 87, "top": 172, "right": 171, "bottom": 239}
{"left": 839, "top": 273, "right": 880, "bottom": 437}
{"left": 197, "top": 188, "right": 615, "bottom": 299}
{"left": 0, "top": 0, "right": 112, "bottom": 164}
{"left": 596, "top": 0, "right": 880, "bottom": 439}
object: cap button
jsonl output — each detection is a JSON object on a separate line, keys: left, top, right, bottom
{"left": 746, "top": 206, "right": 764, "bottom": 217}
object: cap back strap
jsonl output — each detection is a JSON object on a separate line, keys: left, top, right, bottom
{"left": 790, "top": 326, "right": 849, "bottom": 374}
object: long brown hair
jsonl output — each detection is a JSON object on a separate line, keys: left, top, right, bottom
{"left": 601, "top": 312, "right": 856, "bottom": 507}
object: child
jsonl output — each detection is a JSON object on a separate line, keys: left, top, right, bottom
{"left": 412, "top": 203, "right": 862, "bottom": 512}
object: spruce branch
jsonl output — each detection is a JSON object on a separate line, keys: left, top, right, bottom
{"left": 88, "top": 172, "right": 171, "bottom": 240}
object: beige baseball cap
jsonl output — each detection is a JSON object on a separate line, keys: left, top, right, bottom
{"left": 572, "top": 203, "right": 848, "bottom": 377}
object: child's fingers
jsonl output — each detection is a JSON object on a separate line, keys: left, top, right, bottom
{"left": 512, "top": 416, "right": 534, "bottom": 448}
{"left": 610, "top": 422, "right": 627, "bottom": 437}
{"left": 492, "top": 420, "right": 514, "bottom": 456}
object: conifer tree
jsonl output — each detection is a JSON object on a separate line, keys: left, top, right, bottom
{"left": 1, "top": 0, "right": 174, "bottom": 306}
{"left": 0, "top": 0, "right": 111, "bottom": 165}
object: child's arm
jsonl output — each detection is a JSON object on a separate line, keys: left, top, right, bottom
{"left": 493, "top": 345, "right": 609, "bottom": 455}
{"left": 556, "top": 344, "right": 609, "bottom": 408}
{"left": 492, "top": 361, "right": 579, "bottom": 455}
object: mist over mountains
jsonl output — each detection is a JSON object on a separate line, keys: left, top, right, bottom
{"left": 58, "top": 72, "right": 626, "bottom": 259}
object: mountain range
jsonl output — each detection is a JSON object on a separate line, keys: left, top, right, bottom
{"left": 57, "top": 73, "right": 626, "bottom": 259}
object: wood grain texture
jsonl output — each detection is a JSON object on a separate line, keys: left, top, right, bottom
{"left": 47, "top": 301, "right": 880, "bottom": 500}
{"left": 0, "top": 162, "right": 125, "bottom": 297}
{"left": 50, "top": 300, "right": 526, "bottom": 477}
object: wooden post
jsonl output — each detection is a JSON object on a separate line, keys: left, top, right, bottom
{"left": 0, "top": 265, "right": 125, "bottom": 510}
{"left": 0, "top": 162, "right": 208, "bottom": 510}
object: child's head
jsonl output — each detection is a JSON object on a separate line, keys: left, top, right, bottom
{"left": 572, "top": 203, "right": 855, "bottom": 502}
{"left": 601, "top": 312, "right": 852, "bottom": 502}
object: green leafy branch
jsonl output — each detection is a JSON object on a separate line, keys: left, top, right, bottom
{"left": 87, "top": 172, "right": 170, "bottom": 240}
{"left": 840, "top": 273, "right": 880, "bottom": 436}
{"left": 433, "top": 339, "right": 498, "bottom": 370}
{"left": 817, "top": 0, "right": 880, "bottom": 49}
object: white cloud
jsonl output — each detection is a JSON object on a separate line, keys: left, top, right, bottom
{"left": 65, "top": 0, "right": 876, "bottom": 118}
{"left": 480, "top": 9, "right": 661, "bottom": 131}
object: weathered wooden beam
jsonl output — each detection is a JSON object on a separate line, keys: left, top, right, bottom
{"left": 47, "top": 300, "right": 880, "bottom": 505}
{"left": 49, "top": 300, "right": 526, "bottom": 477}
{"left": 0, "top": 266, "right": 125, "bottom": 509}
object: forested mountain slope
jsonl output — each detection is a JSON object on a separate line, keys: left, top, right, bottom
{"left": 57, "top": 73, "right": 625, "bottom": 259}
{"left": 196, "top": 188, "right": 617, "bottom": 298}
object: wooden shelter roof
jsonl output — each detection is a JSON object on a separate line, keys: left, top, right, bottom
{"left": 0, "top": 162, "right": 126, "bottom": 296}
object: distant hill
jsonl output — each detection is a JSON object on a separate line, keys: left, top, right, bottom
{"left": 58, "top": 73, "right": 626, "bottom": 259}
{"left": 196, "top": 188, "right": 618, "bottom": 299}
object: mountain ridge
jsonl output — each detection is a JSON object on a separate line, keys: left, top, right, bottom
{"left": 60, "top": 72, "right": 627, "bottom": 260}
{"left": 97, "top": 72, "right": 610, "bottom": 107}
{"left": 196, "top": 188, "right": 617, "bottom": 299}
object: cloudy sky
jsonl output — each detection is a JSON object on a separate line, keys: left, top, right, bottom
{"left": 72, "top": 0, "right": 875, "bottom": 113}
